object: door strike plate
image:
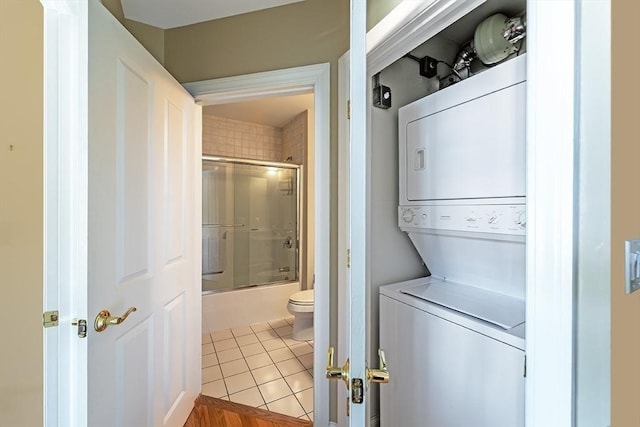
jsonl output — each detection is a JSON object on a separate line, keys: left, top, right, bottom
{"left": 43, "top": 310, "right": 59, "bottom": 328}
{"left": 625, "top": 239, "right": 640, "bottom": 294}
{"left": 352, "top": 378, "right": 364, "bottom": 404}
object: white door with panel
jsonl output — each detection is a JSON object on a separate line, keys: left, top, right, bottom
{"left": 87, "top": 1, "right": 200, "bottom": 426}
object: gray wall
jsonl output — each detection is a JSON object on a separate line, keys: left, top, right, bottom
{"left": 367, "top": 35, "right": 459, "bottom": 420}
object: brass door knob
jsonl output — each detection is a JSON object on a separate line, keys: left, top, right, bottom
{"left": 366, "top": 349, "right": 390, "bottom": 384}
{"left": 325, "top": 347, "right": 350, "bottom": 390}
{"left": 94, "top": 306, "right": 137, "bottom": 332}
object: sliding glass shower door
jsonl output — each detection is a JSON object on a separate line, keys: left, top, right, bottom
{"left": 202, "top": 158, "right": 299, "bottom": 292}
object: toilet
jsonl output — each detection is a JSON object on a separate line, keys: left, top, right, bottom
{"left": 287, "top": 289, "right": 314, "bottom": 341}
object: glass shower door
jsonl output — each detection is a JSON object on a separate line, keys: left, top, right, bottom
{"left": 202, "top": 159, "right": 299, "bottom": 292}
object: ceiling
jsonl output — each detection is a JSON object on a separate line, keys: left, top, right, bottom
{"left": 203, "top": 93, "right": 314, "bottom": 128}
{"left": 121, "top": 0, "right": 305, "bottom": 29}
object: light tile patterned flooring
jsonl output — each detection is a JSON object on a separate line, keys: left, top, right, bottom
{"left": 202, "top": 316, "right": 314, "bottom": 422}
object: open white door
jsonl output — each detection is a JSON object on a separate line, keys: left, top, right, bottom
{"left": 328, "top": 1, "right": 387, "bottom": 425}
{"left": 43, "top": 1, "right": 201, "bottom": 425}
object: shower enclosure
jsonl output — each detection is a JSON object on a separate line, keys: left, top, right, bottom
{"left": 202, "top": 157, "right": 299, "bottom": 293}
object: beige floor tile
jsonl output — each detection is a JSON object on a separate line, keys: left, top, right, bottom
{"left": 297, "top": 353, "right": 313, "bottom": 369}
{"left": 202, "top": 353, "right": 218, "bottom": 368}
{"left": 262, "top": 338, "right": 286, "bottom": 351}
{"left": 201, "top": 379, "right": 227, "bottom": 398}
{"left": 251, "top": 364, "right": 282, "bottom": 385}
{"left": 202, "top": 343, "right": 214, "bottom": 356}
{"left": 214, "top": 338, "right": 238, "bottom": 352}
{"left": 211, "top": 329, "right": 233, "bottom": 342}
{"left": 258, "top": 378, "right": 292, "bottom": 403}
{"left": 268, "top": 347, "right": 295, "bottom": 363}
{"left": 202, "top": 333, "right": 212, "bottom": 344}
{"left": 231, "top": 325, "right": 254, "bottom": 337}
{"left": 290, "top": 343, "right": 313, "bottom": 357}
{"left": 266, "top": 395, "right": 305, "bottom": 418}
{"left": 246, "top": 353, "right": 273, "bottom": 370}
{"left": 202, "top": 365, "right": 223, "bottom": 383}
{"left": 229, "top": 387, "right": 265, "bottom": 408}
{"left": 250, "top": 322, "right": 272, "bottom": 332}
{"left": 274, "top": 325, "right": 293, "bottom": 337}
{"left": 268, "top": 319, "right": 289, "bottom": 329}
{"left": 220, "top": 358, "right": 249, "bottom": 377}
{"left": 256, "top": 330, "right": 280, "bottom": 341}
{"left": 224, "top": 371, "right": 256, "bottom": 395}
{"left": 217, "top": 347, "right": 243, "bottom": 364}
{"left": 308, "top": 412, "right": 314, "bottom": 421}
{"left": 284, "top": 371, "right": 313, "bottom": 393}
{"left": 284, "top": 316, "right": 295, "bottom": 325}
{"left": 281, "top": 336, "right": 301, "bottom": 348}
{"left": 240, "top": 342, "right": 265, "bottom": 357}
{"left": 235, "top": 333, "right": 259, "bottom": 346}
{"left": 275, "top": 358, "right": 305, "bottom": 377}
{"left": 295, "top": 387, "right": 314, "bottom": 413}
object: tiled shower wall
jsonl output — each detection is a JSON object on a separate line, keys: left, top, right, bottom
{"left": 202, "top": 111, "right": 308, "bottom": 165}
{"left": 281, "top": 111, "right": 307, "bottom": 165}
{"left": 202, "top": 114, "right": 283, "bottom": 162}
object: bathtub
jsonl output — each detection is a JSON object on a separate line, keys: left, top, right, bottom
{"left": 202, "top": 281, "right": 300, "bottom": 331}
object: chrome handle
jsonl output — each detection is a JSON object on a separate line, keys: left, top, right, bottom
{"left": 203, "top": 223, "right": 245, "bottom": 228}
{"left": 326, "top": 347, "right": 350, "bottom": 390}
{"left": 94, "top": 306, "right": 137, "bottom": 332}
{"left": 366, "top": 349, "right": 390, "bottom": 384}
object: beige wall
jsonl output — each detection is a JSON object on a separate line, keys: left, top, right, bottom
{"left": 101, "top": 0, "right": 165, "bottom": 64}
{"left": 367, "top": 0, "right": 403, "bottom": 30}
{"left": 0, "top": 1, "right": 43, "bottom": 426}
{"left": 611, "top": 0, "right": 640, "bottom": 425}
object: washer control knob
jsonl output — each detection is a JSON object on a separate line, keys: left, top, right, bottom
{"left": 401, "top": 208, "right": 415, "bottom": 223}
{"left": 516, "top": 211, "right": 526, "bottom": 229}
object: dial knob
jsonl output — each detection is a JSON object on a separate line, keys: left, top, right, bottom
{"left": 516, "top": 211, "right": 526, "bottom": 229}
{"left": 401, "top": 209, "right": 415, "bottom": 223}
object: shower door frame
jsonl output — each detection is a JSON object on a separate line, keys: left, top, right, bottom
{"left": 201, "top": 156, "right": 302, "bottom": 293}
{"left": 184, "top": 63, "right": 331, "bottom": 426}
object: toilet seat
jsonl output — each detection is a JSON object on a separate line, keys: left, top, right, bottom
{"left": 288, "top": 289, "right": 314, "bottom": 306}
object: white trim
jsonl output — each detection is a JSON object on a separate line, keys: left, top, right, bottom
{"left": 525, "top": 1, "right": 576, "bottom": 425}
{"left": 41, "top": 1, "right": 88, "bottom": 426}
{"left": 336, "top": 51, "right": 350, "bottom": 427}
{"left": 348, "top": 0, "right": 367, "bottom": 424}
{"left": 184, "top": 63, "right": 331, "bottom": 427}
{"left": 366, "top": 0, "right": 486, "bottom": 75}
{"left": 575, "top": 1, "right": 611, "bottom": 424}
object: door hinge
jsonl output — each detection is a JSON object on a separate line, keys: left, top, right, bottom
{"left": 347, "top": 100, "right": 351, "bottom": 120}
{"left": 352, "top": 377, "right": 364, "bottom": 404}
{"left": 43, "top": 310, "right": 59, "bottom": 328}
{"left": 347, "top": 249, "right": 351, "bottom": 268}
{"left": 523, "top": 354, "right": 527, "bottom": 378}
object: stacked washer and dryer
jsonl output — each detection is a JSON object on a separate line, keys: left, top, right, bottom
{"left": 379, "top": 54, "right": 527, "bottom": 426}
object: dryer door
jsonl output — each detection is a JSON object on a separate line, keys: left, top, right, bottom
{"left": 404, "top": 82, "right": 526, "bottom": 201}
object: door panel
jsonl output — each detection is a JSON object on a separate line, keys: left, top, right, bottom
{"left": 88, "top": 1, "right": 200, "bottom": 426}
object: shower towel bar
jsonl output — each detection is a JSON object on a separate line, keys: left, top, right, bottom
{"left": 203, "top": 224, "right": 245, "bottom": 228}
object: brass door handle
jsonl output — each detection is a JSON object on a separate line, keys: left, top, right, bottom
{"left": 325, "top": 347, "right": 350, "bottom": 390}
{"left": 94, "top": 307, "right": 137, "bottom": 332}
{"left": 366, "top": 349, "right": 390, "bottom": 384}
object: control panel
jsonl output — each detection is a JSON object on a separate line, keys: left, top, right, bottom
{"left": 398, "top": 204, "right": 526, "bottom": 236}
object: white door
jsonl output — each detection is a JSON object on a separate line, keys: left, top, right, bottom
{"left": 87, "top": 2, "right": 201, "bottom": 426}
{"left": 43, "top": 1, "right": 201, "bottom": 425}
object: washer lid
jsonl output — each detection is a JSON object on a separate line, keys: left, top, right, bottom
{"left": 289, "top": 289, "right": 314, "bottom": 304}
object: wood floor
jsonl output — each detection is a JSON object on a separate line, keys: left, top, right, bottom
{"left": 184, "top": 395, "right": 313, "bottom": 427}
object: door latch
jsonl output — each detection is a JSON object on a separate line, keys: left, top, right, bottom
{"left": 72, "top": 319, "right": 88, "bottom": 338}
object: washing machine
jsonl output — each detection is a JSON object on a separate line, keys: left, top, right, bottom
{"left": 379, "top": 54, "right": 527, "bottom": 426}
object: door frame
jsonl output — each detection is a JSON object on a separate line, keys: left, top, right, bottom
{"left": 348, "top": 0, "right": 607, "bottom": 425}
{"left": 183, "top": 63, "right": 331, "bottom": 427}
{"left": 41, "top": 1, "right": 89, "bottom": 425}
